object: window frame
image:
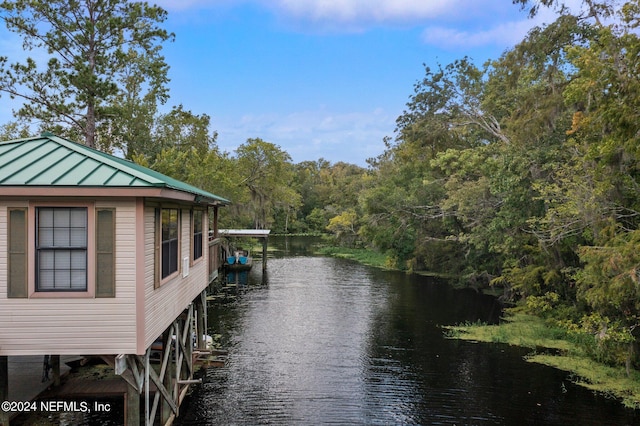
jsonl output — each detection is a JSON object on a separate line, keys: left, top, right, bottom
{"left": 27, "top": 201, "right": 96, "bottom": 298}
{"left": 192, "top": 209, "right": 204, "bottom": 264}
{"left": 156, "top": 206, "right": 181, "bottom": 285}
{"left": 35, "top": 206, "right": 89, "bottom": 292}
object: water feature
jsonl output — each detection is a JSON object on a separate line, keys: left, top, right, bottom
{"left": 176, "top": 236, "right": 638, "bottom": 425}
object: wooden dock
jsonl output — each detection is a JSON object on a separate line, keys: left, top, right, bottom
{"left": 6, "top": 356, "right": 75, "bottom": 402}
{"left": 39, "top": 377, "right": 131, "bottom": 398}
{"left": 2, "top": 295, "right": 227, "bottom": 426}
{"left": 2, "top": 351, "right": 227, "bottom": 425}
{"left": 218, "top": 229, "right": 270, "bottom": 272}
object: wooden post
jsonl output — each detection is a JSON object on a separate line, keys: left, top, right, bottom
{"left": 173, "top": 319, "right": 180, "bottom": 415}
{"left": 262, "top": 237, "right": 268, "bottom": 273}
{"left": 185, "top": 316, "right": 193, "bottom": 393}
{"left": 213, "top": 206, "right": 219, "bottom": 238}
{"left": 161, "top": 330, "right": 172, "bottom": 426}
{"left": 203, "top": 292, "right": 208, "bottom": 346}
{"left": 213, "top": 206, "right": 220, "bottom": 280}
{"left": 185, "top": 306, "right": 193, "bottom": 383}
{"left": 196, "top": 293, "right": 205, "bottom": 349}
{"left": 1, "top": 356, "right": 8, "bottom": 426}
{"left": 126, "top": 381, "right": 140, "bottom": 426}
{"left": 51, "top": 355, "right": 60, "bottom": 387}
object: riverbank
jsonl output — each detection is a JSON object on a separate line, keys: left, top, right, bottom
{"left": 308, "top": 242, "right": 640, "bottom": 409}
{"left": 317, "top": 246, "right": 457, "bottom": 278}
{"left": 444, "top": 313, "right": 640, "bottom": 409}
{"left": 316, "top": 246, "right": 390, "bottom": 269}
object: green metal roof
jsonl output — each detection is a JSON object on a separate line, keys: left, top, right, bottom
{"left": 0, "top": 133, "right": 230, "bottom": 205}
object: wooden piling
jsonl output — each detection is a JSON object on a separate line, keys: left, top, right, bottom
{"left": 51, "top": 355, "right": 61, "bottom": 387}
{"left": 196, "top": 293, "right": 205, "bottom": 349}
{"left": 126, "top": 381, "right": 139, "bottom": 426}
{"left": 161, "top": 330, "right": 172, "bottom": 426}
{"left": 262, "top": 238, "right": 268, "bottom": 272}
{"left": 1, "top": 356, "right": 8, "bottom": 426}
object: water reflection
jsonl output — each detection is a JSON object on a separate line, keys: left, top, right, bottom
{"left": 225, "top": 270, "right": 250, "bottom": 287}
{"left": 177, "top": 237, "right": 638, "bottom": 425}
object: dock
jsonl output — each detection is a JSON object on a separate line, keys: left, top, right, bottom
{"left": 40, "top": 377, "right": 130, "bottom": 398}
{"left": 2, "top": 355, "right": 78, "bottom": 423}
{"left": 2, "top": 350, "right": 226, "bottom": 425}
{"left": 218, "top": 229, "right": 270, "bottom": 272}
{"left": 6, "top": 356, "right": 77, "bottom": 401}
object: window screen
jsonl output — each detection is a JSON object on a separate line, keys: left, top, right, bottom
{"left": 161, "top": 208, "right": 179, "bottom": 278}
{"left": 193, "top": 210, "right": 203, "bottom": 261}
{"left": 36, "top": 207, "right": 88, "bottom": 291}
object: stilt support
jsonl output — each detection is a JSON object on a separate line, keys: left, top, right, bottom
{"left": 1, "top": 356, "right": 8, "bottom": 426}
{"left": 51, "top": 355, "right": 61, "bottom": 387}
{"left": 262, "top": 237, "right": 268, "bottom": 273}
{"left": 126, "top": 381, "right": 140, "bottom": 426}
{"left": 109, "top": 291, "right": 209, "bottom": 426}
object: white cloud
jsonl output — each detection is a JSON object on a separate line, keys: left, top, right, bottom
{"left": 157, "top": 0, "right": 481, "bottom": 30}
{"left": 421, "top": 19, "right": 536, "bottom": 50}
{"left": 155, "top": 0, "right": 552, "bottom": 49}
{"left": 215, "top": 108, "right": 394, "bottom": 165}
{"left": 155, "top": 0, "right": 602, "bottom": 41}
{"left": 419, "top": 0, "right": 587, "bottom": 50}
{"left": 272, "top": 0, "right": 462, "bottom": 25}
{"left": 157, "top": 0, "right": 464, "bottom": 22}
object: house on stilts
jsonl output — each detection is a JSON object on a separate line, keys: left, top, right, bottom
{"left": 0, "top": 133, "right": 229, "bottom": 425}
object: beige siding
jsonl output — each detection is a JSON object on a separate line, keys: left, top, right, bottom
{"left": 0, "top": 200, "right": 138, "bottom": 356}
{"left": 1, "top": 200, "right": 211, "bottom": 356}
{"left": 143, "top": 207, "right": 209, "bottom": 348}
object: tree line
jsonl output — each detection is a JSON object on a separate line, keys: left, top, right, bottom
{"left": 360, "top": 0, "right": 640, "bottom": 373}
{"left": 1, "top": 0, "right": 640, "bottom": 372}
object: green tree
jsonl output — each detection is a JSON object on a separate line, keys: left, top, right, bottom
{"left": 513, "top": 0, "right": 618, "bottom": 22}
{"left": 292, "top": 159, "right": 369, "bottom": 233}
{"left": 145, "top": 145, "right": 235, "bottom": 200}
{"left": 108, "top": 49, "right": 167, "bottom": 158}
{"left": 0, "top": 0, "right": 172, "bottom": 151}
{"left": 234, "top": 138, "right": 300, "bottom": 230}
{"left": 129, "top": 106, "right": 237, "bottom": 229}
{"left": 293, "top": 160, "right": 328, "bottom": 231}
{"left": 360, "top": 10, "right": 589, "bottom": 285}
{"left": 576, "top": 228, "right": 640, "bottom": 371}
{"left": 148, "top": 105, "right": 218, "bottom": 159}
{"left": 0, "top": 121, "right": 30, "bottom": 139}
{"left": 326, "top": 209, "right": 359, "bottom": 246}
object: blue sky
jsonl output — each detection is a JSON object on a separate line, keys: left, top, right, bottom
{"left": 1, "top": 0, "right": 574, "bottom": 165}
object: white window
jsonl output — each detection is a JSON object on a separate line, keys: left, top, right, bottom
{"left": 161, "top": 208, "right": 179, "bottom": 279}
{"left": 36, "top": 207, "right": 88, "bottom": 291}
{"left": 193, "top": 210, "right": 204, "bottom": 261}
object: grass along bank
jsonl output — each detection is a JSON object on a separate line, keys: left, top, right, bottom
{"left": 317, "top": 246, "right": 458, "bottom": 279}
{"left": 317, "top": 246, "right": 390, "bottom": 269}
{"left": 444, "top": 313, "right": 640, "bottom": 409}
{"left": 320, "top": 244, "right": 640, "bottom": 408}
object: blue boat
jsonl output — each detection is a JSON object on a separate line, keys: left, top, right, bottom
{"left": 226, "top": 250, "right": 253, "bottom": 271}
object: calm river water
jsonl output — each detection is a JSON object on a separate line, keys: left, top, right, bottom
{"left": 176, "top": 237, "right": 639, "bottom": 425}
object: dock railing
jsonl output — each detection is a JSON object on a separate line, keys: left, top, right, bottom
{"left": 208, "top": 236, "right": 222, "bottom": 283}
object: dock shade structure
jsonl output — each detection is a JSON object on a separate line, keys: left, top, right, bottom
{"left": 0, "top": 133, "right": 230, "bottom": 425}
{"left": 219, "top": 229, "right": 271, "bottom": 272}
